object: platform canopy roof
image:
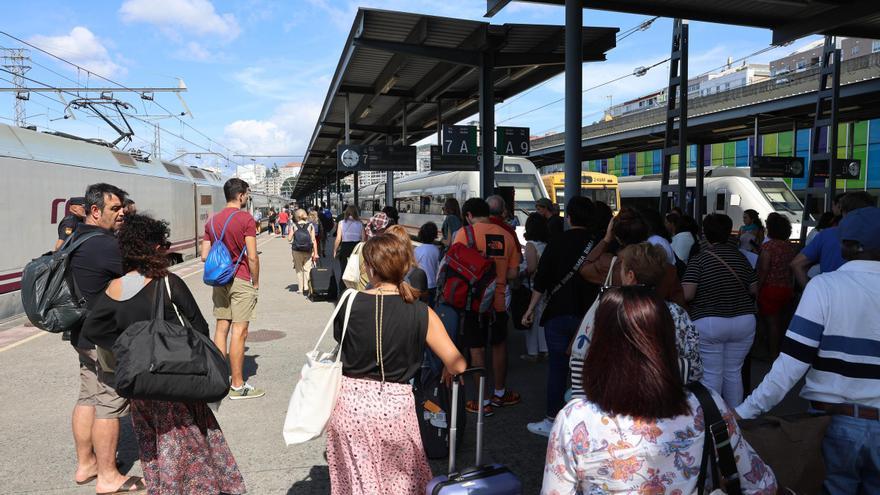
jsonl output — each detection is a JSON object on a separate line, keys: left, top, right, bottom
{"left": 486, "top": 0, "right": 880, "bottom": 45}
{"left": 294, "top": 8, "right": 617, "bottom": 197}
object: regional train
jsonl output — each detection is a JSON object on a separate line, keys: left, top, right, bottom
{"left": 618, "top": 167, "right": 805, "bottom": 237}
{"left": 0, "top": 123, "right": 289, "bottom": 321}
{"left": 336, "top": 156, "right": 549, "bottom": 243}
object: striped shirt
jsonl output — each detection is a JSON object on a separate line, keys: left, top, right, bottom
{"left": 736, "top": 260, "right": 880, "bottom": 419}
{"left": 682, "top": 243, "right": 757, "bottom": 320}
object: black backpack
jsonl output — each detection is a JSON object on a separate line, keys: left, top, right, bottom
{"left": 113, "top": 278, "right": 230, "bottom": 402}
{"left": 20, "top": 231, "right": 103, "bottom": 333}
{"left": 291, "top": 222, "right": 313, "bottom": 252}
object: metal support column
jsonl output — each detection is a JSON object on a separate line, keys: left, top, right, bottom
{"left": 479, "top": 52, "right": 495, "bottom": 199}
{"left": 694, "top": 143, "right": 704, "bottom": 225}
{"left": 345, "top": 93, "right": 358, "bottom": 209}
{"left": 660, "top": 19, "right": 688, "bottom": 215}
{"left": 563, "top": 0, "right": 583, "bottom": 208}
{"left": 800, "top": 36, "right": 840, "bottom": 244}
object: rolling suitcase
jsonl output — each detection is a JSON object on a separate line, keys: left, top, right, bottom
{"left": 425, "top": 368, "right": 522, "bottom": 495}
{"left": 413, "top": 360, "right": 466, "bottom": 459}
{"left": 308, "top": 258, "right": 337, "bottom": 300}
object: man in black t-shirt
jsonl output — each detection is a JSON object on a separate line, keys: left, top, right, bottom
{"left": 522, "top": 196, "right": 599, "bottom": 438}
{"left": 54, "top": 196, "right": 86, "bottom": 251}
{"left": 67, "top": 183, "right": 144, "bottom": 493}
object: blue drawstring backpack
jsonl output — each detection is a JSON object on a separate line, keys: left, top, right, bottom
{"left": 203, "top": 211, "right": 247, "bottom": 287}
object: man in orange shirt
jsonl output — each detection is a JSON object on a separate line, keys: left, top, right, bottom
{"left": 453, "top": 198, "right": 521, "bottom": 416}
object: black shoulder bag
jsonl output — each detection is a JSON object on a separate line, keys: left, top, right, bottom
{"left": 113, "top": 278, "right": 230, "bottom": 402}
{"left": 543, "top": 239, "right": 595, "bottom": 306}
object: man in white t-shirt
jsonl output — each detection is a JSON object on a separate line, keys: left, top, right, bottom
{"left": 737, "top": 206, "right": 880, "bottom": 492}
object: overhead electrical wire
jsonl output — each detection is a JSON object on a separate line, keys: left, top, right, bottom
{"left": 0, "top": 30, "right": 239, "bottom": 159}
{"left": 0, "top": 67, "right": 229, "bottom": 162}
{"left": 496, "top": 16, "right": 661, "bottom": 113}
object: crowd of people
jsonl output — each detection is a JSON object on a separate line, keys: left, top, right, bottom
{"left": 46, "top": 174, "right": 880, "bottom": 494}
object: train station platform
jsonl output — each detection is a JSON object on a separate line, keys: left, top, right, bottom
{"left": 0, "top": 230, "right": 807, "bottom": 494}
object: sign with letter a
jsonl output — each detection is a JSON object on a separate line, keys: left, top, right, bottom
{"left": 442, "top": 125, "right": 478, "bottom": 156}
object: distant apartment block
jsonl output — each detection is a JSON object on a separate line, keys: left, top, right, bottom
{"left": 769, "top": 37, "right": 880, "bottom": 76}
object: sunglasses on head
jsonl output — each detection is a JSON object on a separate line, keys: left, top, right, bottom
{"left": 599, "top": 283, "right": 652, "bottom": 296}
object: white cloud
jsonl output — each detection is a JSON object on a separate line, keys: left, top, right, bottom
{"left": 223, "top": 101, "right": 322, "bottom": 156}
{"left": 119, "top": 0, "right": 241, "bottom": 41}
{"left": 232, "top": 61, "right": 335, "bottom": 101}
{"left": 175, "top": 41, "right": 229, "bottom": 62}
{"left": 29, "top": 27, "right": 125, "bottom": 78}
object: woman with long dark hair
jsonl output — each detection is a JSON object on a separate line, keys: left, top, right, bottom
{"left": 83, "top": 214, "right": 245, "bottom": 495}
{"left": 542, "top": 287, "right": 776, "bottom": 493}
{"left": 327, "top": 234, "right": 467, "bottom": 494}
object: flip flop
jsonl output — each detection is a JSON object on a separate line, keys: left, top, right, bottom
{"left": 97, "top": 476, "right": 146, "bottom": 495}
{"left": 75, "top": 475, "right": 97, "bottom": 486}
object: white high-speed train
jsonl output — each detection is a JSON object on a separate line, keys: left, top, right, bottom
{"left": 0, "top": 123, "right": 289, "bottom": 321}
{"left": 336, "top": 156, "right": 549, "bottom": 242}
{"left": 619, "top": 167, "right": 805, "bottom": 236}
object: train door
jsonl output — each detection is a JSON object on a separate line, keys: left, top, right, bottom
{"left": 494, "top": 186, "right": 515, "bottom": 213}
{"left": 196, "top": 185, "right": 215, "bottom": 257}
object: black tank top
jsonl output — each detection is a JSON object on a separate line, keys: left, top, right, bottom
{"left": 333, "top": 293, "right": 428, "bottom": 383}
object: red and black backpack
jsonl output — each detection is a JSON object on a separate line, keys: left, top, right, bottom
{"left": 438, "top": 225, "right": 497, "bottom": 314}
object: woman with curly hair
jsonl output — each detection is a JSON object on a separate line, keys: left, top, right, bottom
{"left": 83, "top": 214, "right": 245, "bottom": 495}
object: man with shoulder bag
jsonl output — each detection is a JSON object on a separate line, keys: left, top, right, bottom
{"left": 521, "top": 196, "right": 600, "bottom": 437}
{"left": 737, "top": 205, "right": 880, "bottom": 494}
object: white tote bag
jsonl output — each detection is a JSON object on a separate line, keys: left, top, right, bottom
{"left": 283, "top": 288, "right": 357, "bottom": 445}
{"left": 570, "top": 257, "right": 615, "bottom": 364}
{"left": 341, "top": 242, "right": 363, "bottom": 289}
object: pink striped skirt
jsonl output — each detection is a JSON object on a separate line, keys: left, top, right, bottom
{"left": 326, "top": 376, "right": 433, "bottom": 495}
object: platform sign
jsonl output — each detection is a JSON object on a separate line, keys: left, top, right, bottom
{"left": 495, "top": 126, "right": 530, "bottom": 156}
{"left": 336, "top": 144, "right": 417, "bottom": 172}
{"left": 442, "top": 125, "right": 478, "bottom": 156}
{"left": 751, "top": 156, "right": 805, "bottom": 178}
{"left": 813, "top": 158, "right": 861, "bottom": 180}
{"left": 429, "top": 145, "right": 479, "bottom": 171}
{"left": 367, "top": 144, "right": 417, "bottom": 171}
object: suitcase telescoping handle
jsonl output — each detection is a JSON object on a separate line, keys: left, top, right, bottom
{"left": 449, "top": 367, "right": 486, "bottom": 475}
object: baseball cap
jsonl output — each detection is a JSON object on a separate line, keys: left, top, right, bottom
{"left": 839, "top": 206, "right": 880, "bottom": 252}
{"left": 68, "top": 197, "right": 86, "bottom": 206}
{"left": 535, "top": 198, "right": 553, "bottom": 210}
{"left": 366, "top": 212, "right": 390, "bottom": 238}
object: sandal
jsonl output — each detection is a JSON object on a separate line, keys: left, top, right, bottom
{"left": 97, "top": 476, "right": 146, "bottom": 495}
{"left": 75, "top": 475, "right": 96, "bottom": 486}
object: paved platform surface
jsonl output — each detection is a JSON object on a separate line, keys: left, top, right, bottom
{"left": 0, "top": 232, "right": 806, "bottom": 494}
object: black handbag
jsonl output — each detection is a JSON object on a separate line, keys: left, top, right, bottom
{"left": 113, "top": 278, "right": 230, "bottom": 402}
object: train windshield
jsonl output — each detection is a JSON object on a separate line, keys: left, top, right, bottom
{"left": 495, "top": 173, "right": 544, "bottom": 212}
{"left": 554, "top": 187, "right": 618, "bottom": 211}
{"left": 756, "top": 181, "right": 803, "bottom": 213}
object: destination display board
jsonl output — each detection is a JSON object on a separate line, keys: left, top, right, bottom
{"left": 442, "top": 125, "right": 478, "bottom": 156}
{"left": 336, "top": 144, "right": 417, "bottom": 172}
{"left": 429, "top": 145, "right": 479, "bottom": 171}
{"left": 495, "top": 126, "right": 530, "bottom": 156}
{"left": 751, "top": 156, "right": 805, "bottom": 178}
{"left": 813, "top": 158, "right": 861, "bottom": 180}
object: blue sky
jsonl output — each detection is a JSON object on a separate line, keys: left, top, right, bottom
{"left": 0, "top": 0, "right": 820, "bottom": 174}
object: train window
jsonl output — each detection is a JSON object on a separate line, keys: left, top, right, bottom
{"left": 715, "top": 193, "right": 725, "bottom": 211}
{"left": 111, "top": 151, "right": 137, "bottom": 168}
{"left": 188, "top": 168, "right": 206, "bottom": 180}
{"left": 163, "top": 163, "right": 184, "bottom": 176}
{"left": 200, "top": 195, "right": 212, "bottom": 206}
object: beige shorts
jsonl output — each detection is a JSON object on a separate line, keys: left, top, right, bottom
{"left": 213, "top": 277, "right": 258, "bottom": 322}
{"left": 77, "top": 348, "right": 130, "bottom": 419}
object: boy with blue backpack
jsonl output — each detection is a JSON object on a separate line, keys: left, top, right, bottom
{"left": 201, "top": 178, "right": 264, "bottom": 400}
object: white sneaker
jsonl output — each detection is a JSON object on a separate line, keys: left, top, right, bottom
{"left": 527, "top": 418, "right": 554, "bottom": 438}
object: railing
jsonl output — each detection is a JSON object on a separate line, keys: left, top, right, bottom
{"left": 530, "top": 52, "right": 880, "bottom": 151}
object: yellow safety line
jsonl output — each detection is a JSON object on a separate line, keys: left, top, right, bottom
{"left": 0, "top": 331, "right": 46, "bottom": 353}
